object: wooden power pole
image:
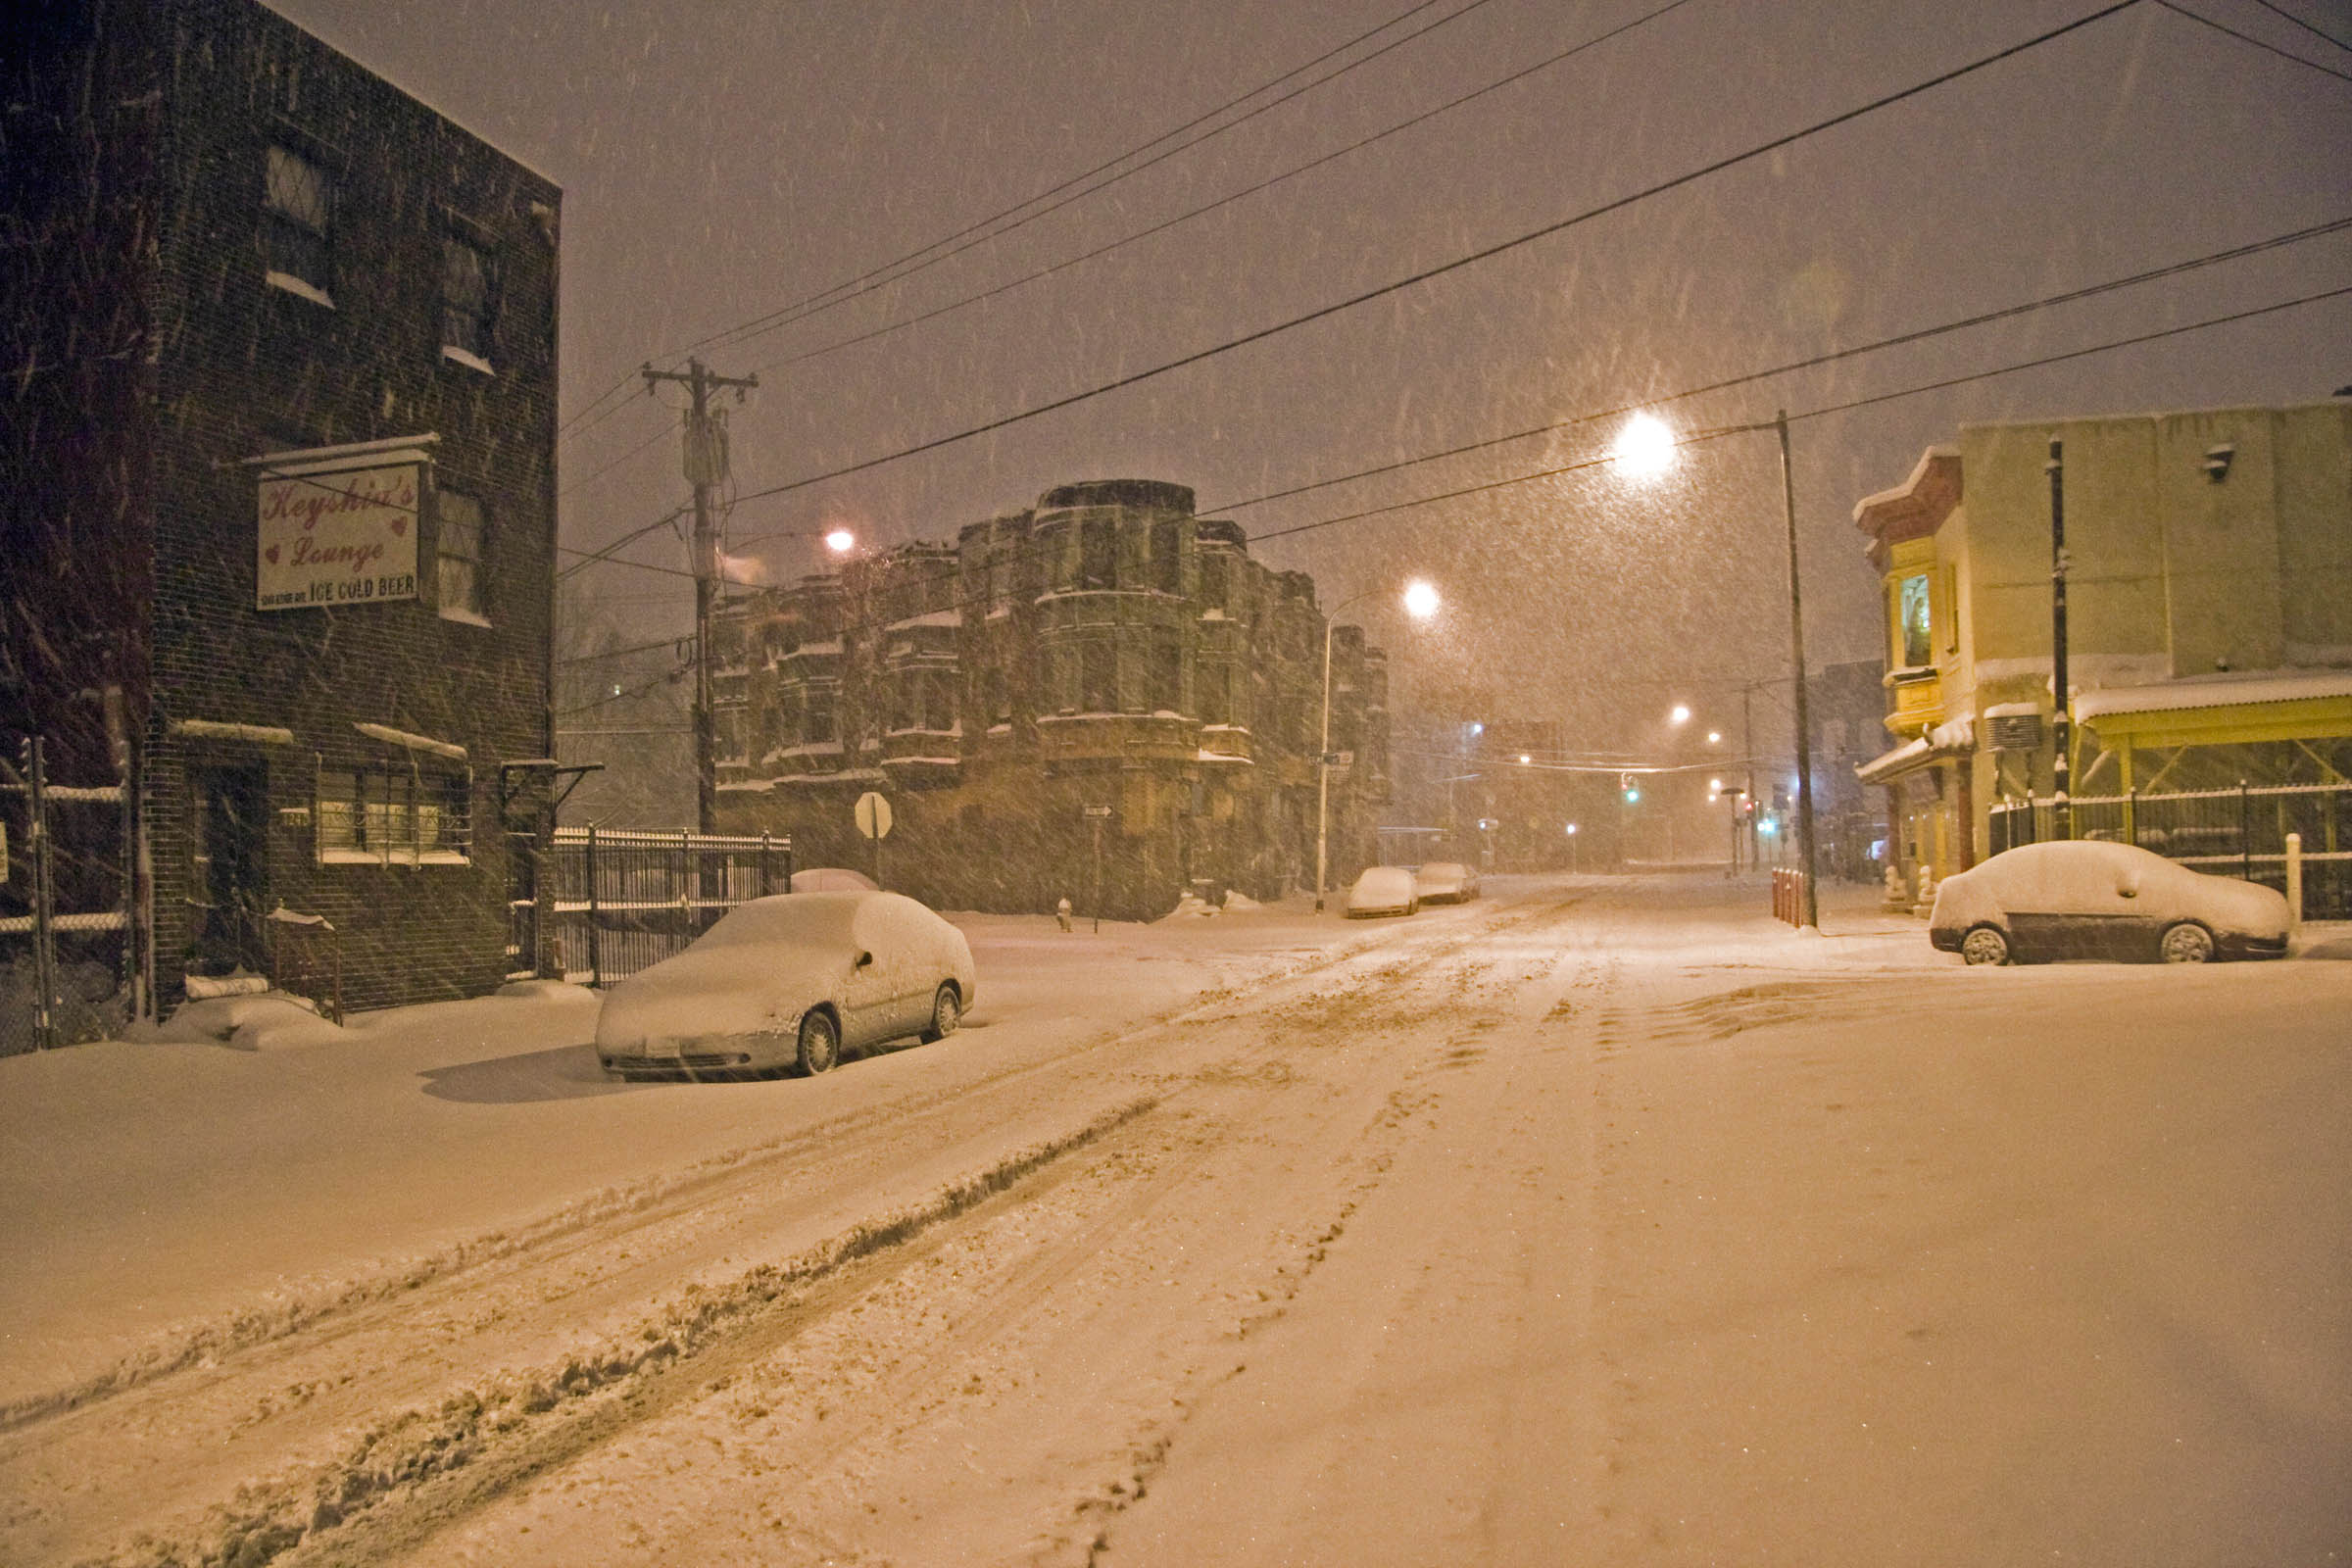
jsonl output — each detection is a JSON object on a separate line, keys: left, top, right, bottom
{"left": 641, "top": 358, "right": 758, "bottom": 834}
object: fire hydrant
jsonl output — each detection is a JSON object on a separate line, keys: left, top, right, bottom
{"left": 1056, "top": 896, "right": 1073, "bottom": 933}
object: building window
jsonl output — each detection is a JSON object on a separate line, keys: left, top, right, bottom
{"left": 1079, "top": 516, "right": 1117, "bottom": 590}
{"left": 805, "top": 690, "right": 836, "bottom": 745}
{"left": 1897, "top": 573, "right": 1932, "bottom": 667}
{"left": 263, "top": 144, "right": 334, "bottom": 303}
{"left": 318, "top": 764, "right": 471, "bottom": 864}
{"left": 1082, "top": 639, "right": 1116, "bottom": 711}
{"left": 441, "top": 234, "right": 495, "bottom": 368}
{"left": 987, "top": 665, "right": 1012, "bottom": 726}
{"left": 1200, "top": 551, "right": 1229, "bottom": 613}
{"left": 1151, "top": 629, "right": 1182, "bottom": 713}
{"left": 924, "top": 670, "right": 956, "bottom": 732}
{"left": 1152, "top": 519, "right": 1182, "bottom": 595}
{"left": 437, "top": 490, "right": 488, "bottom": 624}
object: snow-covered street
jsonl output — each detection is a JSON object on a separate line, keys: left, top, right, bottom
{"left": 2, "top": 873, "right": 2346, "bottom": 1566}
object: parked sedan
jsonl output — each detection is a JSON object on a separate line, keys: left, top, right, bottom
{"left": 596, "top": 890, "right": 976, "bottom": 1079}
{"left": 1929, "top": 841, "right": 2289, "bottom": 965}
{"left": 1414, "top": 860, "right": 1480, "bottom": 905}
{"left": 789, "top": 866, "right": 879, "bottom": 893}
{"left": 1345, "top": 865, "right": 1420, "bottom": 918}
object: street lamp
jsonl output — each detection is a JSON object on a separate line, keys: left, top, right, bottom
{"left": 1612, "top": 409, "right": 1821, "bottom": 931}
{"left": 1316, "top": 578, "right": 1439, "bottom": 911}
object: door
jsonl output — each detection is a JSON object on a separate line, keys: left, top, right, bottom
{"left": 2003, "top": 845, "right": 2138, "bottom": 960}
{"left": 188, "top": 763, "right": 270, "bottom": 976}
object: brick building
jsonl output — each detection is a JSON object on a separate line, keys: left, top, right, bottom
{"left": 705, "top": 480, "right": 1390, "bottom": 919}
{"left": 2, "top": 0, "right": 561, "bottom": 1020}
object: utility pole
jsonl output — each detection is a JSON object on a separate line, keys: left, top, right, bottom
{"left": 2047, "top": 436, "right": 2072, "bottom": 841}
{"left": 641, "top": 358, "right": 758, "bottom": 834}
{"left": 1777, "top": 411, "right": 1820, "bottom": 933}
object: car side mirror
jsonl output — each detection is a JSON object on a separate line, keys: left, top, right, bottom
{"left": 855, "top": 950, "right": 874, "bottom": 969}
{"left": 2117, "top": 876, "right": 2138, "bottom": 899}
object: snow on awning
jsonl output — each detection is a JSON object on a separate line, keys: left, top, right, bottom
{"left": 232, "top": 432, "right": 439, "bottom": 478}
{"left": 1855, "top": 715, "right": 1974, "bottom": 786}
{"left": 171, "top": 718, "right": 296, "bottom": 746}
{"left": 354, "top": 722, "right": 466, "bottom": 760}
{"left": 2073, "top": 668, "right": 2352, "bottom": 721}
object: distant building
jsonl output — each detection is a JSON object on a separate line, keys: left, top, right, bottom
{"left": 1852, "top": 403, "right": 2352, "bottom": 895}
{"left": 2, "top": 0, "right": 562, "bottom": 1023}
{"left": 705, "top": 481, "right": 1389, "bottom": 919}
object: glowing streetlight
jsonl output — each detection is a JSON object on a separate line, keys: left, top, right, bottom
{"left": 823, "top": 527, "right": 856, "bottom": 556}
{"left": 1611, "top": 412, "right": 1678, "bottom": 479}
{"left": 1616, "top": 409, "right": 1821, "bottom": 929}
{"left": 1519, "top": 754, "right": 1532, "bottom": 765}
{"left": 1317, "top": 580, "right": 1441, "bottom": 910}
{"left": 1707, "top": 730, "right": 1722, "bottom": 745}
{"left": 1669, "top": 703, "right": 1691, "bottom": 726}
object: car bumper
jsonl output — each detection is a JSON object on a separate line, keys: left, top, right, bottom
{"left": 598, "top": 1029, "right": 791, "bottom": 1075}
{"left": 2218, "top": 932, "right": 2289, "bottom": 960}
{"left": 1928, "top": 925, "right": 1965, "bottom": 953}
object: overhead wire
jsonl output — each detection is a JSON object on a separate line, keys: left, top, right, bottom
{"left": 1198, "top": 213, "right": 2352, "bottom": 514}
{"left": 2244, "top": 0, "right": 2352, "bottom": 50}
{"left": 748, "top": 0, "right": 1702, "bottom": 378}
{"left": 2153, "top": 0, "right": 2352, "bottom": 79}
{"left": 679, "top": 0, "right": 1490, "bottom": 359}
{"left": 712, "top": 0, "right": 2154, "bottom": 513}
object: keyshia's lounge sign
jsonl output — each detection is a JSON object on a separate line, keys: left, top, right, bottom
{"left": 240, "top": 434, "right": 438, "bottom": 611}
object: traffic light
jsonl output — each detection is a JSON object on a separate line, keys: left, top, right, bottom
{"left": 1620, "top": 771, "right": 1640, "bottom": 804}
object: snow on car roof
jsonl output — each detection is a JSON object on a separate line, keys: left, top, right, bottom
{"left": 697, "top": 890, "right": 933, "bottom": 952}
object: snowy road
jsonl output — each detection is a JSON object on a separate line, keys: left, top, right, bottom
{"left": 1, "top": 875, "right": 2345, "bottom": 1565}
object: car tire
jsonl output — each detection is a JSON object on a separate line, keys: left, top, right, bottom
{"left": 2159, "top": 921, "right": 2216, "bottom": 963}
{"left": 1960, "top": 925, "right": 2011, "bottom": 966}
{"left": 796, "top": 1009, "right": 841, "bottom": 1075}
{"left": 921, "top": 982, "right": 960, "bottom": 1044}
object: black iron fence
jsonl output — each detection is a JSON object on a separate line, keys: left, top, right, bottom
{"left": 1987, "top": 781, "right": 2352, "bottom": 919}
{"left": 515, "top": 826, "right": 793, "bottom": 988}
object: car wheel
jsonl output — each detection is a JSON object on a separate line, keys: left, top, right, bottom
{"left": 921, "top": 982, "right": 960, "bottom": 1044}
{"left": 1960, "top": 925, "right": 2011, "bottom": 966}
{"left": 796, "top": 1009, "right": 841, "bottom": 1075}
{"left": 2159, "top": 921, "right": 2215, "bottom": 963}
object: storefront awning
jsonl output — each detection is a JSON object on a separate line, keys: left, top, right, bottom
{"left": 1855, "top": 714, "right": 1975, "bottom": 786}
{"left": 2074, "top": 669, "right": 2352, "bottom": 749}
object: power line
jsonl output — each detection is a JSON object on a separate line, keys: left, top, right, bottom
{"left": 677, "top": 0, "right": 1482, "bottom": 359}
{"left": 558, "top": 505, "right": 689, "bottom": 581}
{"left": 1243, "top": 281, "right": 2352, "bottom": 550}
{"left": 718, "top": 0, "right": 2151, "bottom": 512}
{"left": 750, "top": 0, "right": 1701, "bottom": 378}
{"left": 1198, "top": 213, "right": 2352, "bottom": 514}
{"left": 2241, "top": 0, "right": 2352, "bottom": 52}
{"left": 559, "top": 414, "right": 680, "bottom": 499}
{"left": 2155, "top": 0, "right": 2352, "bottom": 79}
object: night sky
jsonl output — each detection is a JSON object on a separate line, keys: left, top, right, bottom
{"left": 270, "top": 0, "right": 2351, "bottom": 741}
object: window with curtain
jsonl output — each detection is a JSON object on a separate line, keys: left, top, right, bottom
{"left": 437, "top": 490, "right": 488, "bottom": 623}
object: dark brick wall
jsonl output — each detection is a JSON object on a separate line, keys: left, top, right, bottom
{"left": 6, "top": 0, "right": 560, "bottom": 1014}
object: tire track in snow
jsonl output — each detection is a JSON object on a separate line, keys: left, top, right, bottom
{"left": 11, "top": 891, "right": 1588, "bottom": 1568}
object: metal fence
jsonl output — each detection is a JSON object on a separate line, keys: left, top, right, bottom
{"left": 516, "top": 826, "right": 793, "bottom": 988}
{"left": 2, "top": 738, "right": 136, "bottom": 1054}
{"left": 1987, "top": 781, "right": 2352, "bottom": 919}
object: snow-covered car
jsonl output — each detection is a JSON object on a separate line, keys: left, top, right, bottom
{"left": 1345, "top": 865, "right": 1419, "bottom": 918}
{"left": 1929, "top": 841, "right": 2289, "bottom": 965}
{"left": 596, "top": 890, "right": 976, "bottom": 1078}
{"left": 789, "top": 865, "right": 879, "bottom": 893}
{"left": 1414, "top": 860, "right": 1480, "bottom": 904}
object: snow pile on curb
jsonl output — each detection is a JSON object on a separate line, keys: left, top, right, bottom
{"left": 139, "top": 994, "right": 347, "bottom": 1052}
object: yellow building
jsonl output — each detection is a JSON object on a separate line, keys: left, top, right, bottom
{"left": 1852, "top": 402, "right": 2352, "bottom": 903}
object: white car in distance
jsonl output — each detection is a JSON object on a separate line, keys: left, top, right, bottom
{"left": 1346, "top": 865, "right": 1420, "bottom": 918}
{"left": 597, "top": 890, "right": 976, "bottom": 1079}
{"left": 1413, "top": 860, "right": 1480, "bottom": 904}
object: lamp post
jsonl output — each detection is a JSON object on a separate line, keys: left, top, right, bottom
{"left": 1316, "top": 579, "right": 1439, "bottom": 911}
{"left": 1613, "top": 409, "right": 1821, "bottom": 931}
